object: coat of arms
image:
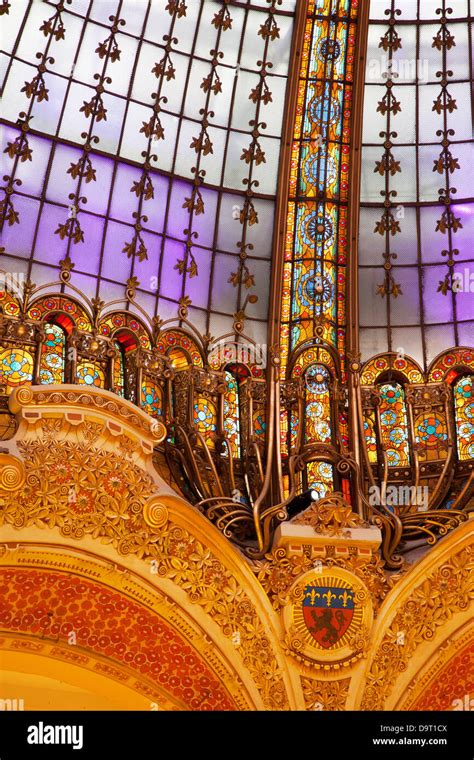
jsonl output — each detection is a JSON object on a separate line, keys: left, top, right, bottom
{"left": 303, "top": 585, "right": 355, "bottom": 648}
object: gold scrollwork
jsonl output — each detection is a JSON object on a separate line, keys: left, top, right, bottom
{"left": 0, "top": 453, "right": 26, "bottom": 491}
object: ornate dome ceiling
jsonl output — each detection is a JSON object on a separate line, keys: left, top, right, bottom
{"left": 358, "top": 0, "right": 473, "bottom": 369}
{"left": 1, "top": 0, "right": 296, "bottom": 345}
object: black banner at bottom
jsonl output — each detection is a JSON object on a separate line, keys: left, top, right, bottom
{"left": 0, "top": 710, "right": 472, "bottom": 758}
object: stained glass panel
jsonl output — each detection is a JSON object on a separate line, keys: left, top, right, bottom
{"left": 378, "top": 383, "right": 410, "bottom": 467}
{"left": 76, "top": 360, "right": 105, "bottom": 389}
{"left": 414, "top": 411, "right": 448, "bottom": 462}
{"left": 141, "top": 380, "right": 163, "bottom": 418}
{"left": 454, "top": 376, "right": 474, "bottom": 461}
{"left": 306, "top": 460, "right": 333, "bottom": 500}
{"left": 223, "top": 371, "right": 240, "bottom": 459}
{"left": 363, "top": 410, "right": 378, "bottom": 464}
{"left": 280, "top": 0, "right": 359, "bottom": 377}
{"left": 39, "top": 323, "right": 65, "bottom": 385}
{"left": 0, "top": 347, "right": 34, "bottom": 392}
{"left": 113, "top": 341, "right": 125, "bottom": 398}
{"left": 194, "top": 395, "right": 217, "bottom": 450}
{"left": 304, "top": 364, "right": 332, "bottom": 444}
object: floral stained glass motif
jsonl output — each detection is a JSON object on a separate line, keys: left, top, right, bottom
{"left": 39, "top": 323, "right": 66, "bottom": 384}
{"left": 378, "top": 384, "right": 410, "bottom": 467}
{"left": 0, "top": 347, "right": 34, "bottom": 392}
{"left": 280, "top": 0, "right": 359, "bottom": 376}
{"left": 76, "top": 360, "right": 105, "bottom": 389}
{"left": 141, "top": 380, "right": 162, "bottom": 418}
{"left": 363, "top": 410, "right": 378, "bottom": 464}
{"left": 306, "top": 461, "right": 333, "bottom": 500}
{"left": 113, "top": 341, "right": 125, "bottom": 398}
{"left": 304, "top": 363, "right": 334, "bottom": 495}
{"left": 305, "top": 364, "right": 332, "bottom": 444}
{"left": 223, "top": 371, "right": 241, "bottom": 459}
{"left": 194, "top": 396, "right": 217, "bottom": 449}
{"left": 454, "top": 376, "right": 474, "bottom": 461}
{"left": 414, "top": 412, "right": 448, "bottom": 462}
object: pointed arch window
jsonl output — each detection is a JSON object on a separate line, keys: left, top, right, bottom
{"left": 378, "top": 383, "right": 410, "bottom": 468}
{"left": 454, "top": 376, "right": 474, "bottom": 462}
{"left": 39, "top": 323, "right": 66, "bottom": 384}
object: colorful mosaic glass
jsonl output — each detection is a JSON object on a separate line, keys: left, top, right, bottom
{"left": 414, "top": 411, "right": 448, "bottom": 462}
{"left": 361, "top": 354, "right": 424, "bottom": 386}
{"left": 99, "top": 313, "right": 151, "bottom": 349}
{"left": 223, "top": 371, "right": 241, "bottom": 458}
{"left": 454, "top": 376, "right": 474, "bottom": 461}
{"left": 304, "top": 363, "right": 334, "bottom": 496}
{"left": 194, "top": 396, "right": 217, "bottom": 449}
{"left": 157, "top": 331, "right": 203, "bottom": 368}
{"left": 363, "top": 410, "right": 378, "bottom": 464}
{"left": 429, "top": 349, "right": 474, "bottom": 383}
{"left": 141, "top": 380, "right": 163, "bottom": 418}
{"left": 28, "top": 296, "right": 91, "bottom": 332}
{"left": 304, "top": 364, "right": 332, "bottom": 445}
{"left": 76, "top": 360, "right": 105, "bottom": 388}
{"left": 280, "top": 409, "right": 289, "bottom": 456}
{"left": 280, "top": 0, "right": 359, "bottom": 377}
{"left": 39, "top": 323, "right": 65, "bottom": 384}
{"left": 253, "top": 411, "right": 266, "bottom": 438}
{"left": 306, "top": 460, "right": 333, "bottom": 501}
{"left": 0, "top": 347, "right": 34, "bottom": 392}
{"left": 0, "top": 289, "right": 21, "bottom": 316}
{"left": 113, "top": 341, "right": 125, "bottom": 398}
{"left": 378, "top": 384, "right": 410, "bottom": 467}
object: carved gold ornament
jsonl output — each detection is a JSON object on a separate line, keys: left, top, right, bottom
{"left": 0, "top": 453, "right": 26, "bottom": 491}
{"left": 143, "top": 496, "right": 171, "bottom": 530}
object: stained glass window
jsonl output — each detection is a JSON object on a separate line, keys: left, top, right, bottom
{"left": 113, "top": 341, "right": 125, "bottom": 398}
{"left": 39, "top": 323, "right": 66, "bottom": 385}
{"left": 141, "top": 380, "right": 163, "bottom": 419}
{"left": 363, "top": 410, "right": 378, "bottom": 464}
{"left": 0, "top": 347, "right": 34, "bottom": 393}
{"left": 194, "top": 396, "right": 217, "bottom": 450}
{"left": 223, "top": 371, "right": 241, "bottom": 459}
{"left": 305, "top": 364, "right": 332, "bottom": 444}
{"left": 304, "top": 363, "right": 333, "bottom": 496}
{"left": 414, "top": 412, "right": 448, "bottom": 462}
{"left": 454, "top": 376, "right": 474, "bottom": 462}
{"left": 378, "top": 384, "right": 410, "bottom": 468}
{"left": 306, "top": 461, "right": 333, "bottom": 501}
{"left": 76, "top": 360, "right": 105, "bottom": 389}
{"left": 280, "top": 0, "right": 359, "bottom": 376}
